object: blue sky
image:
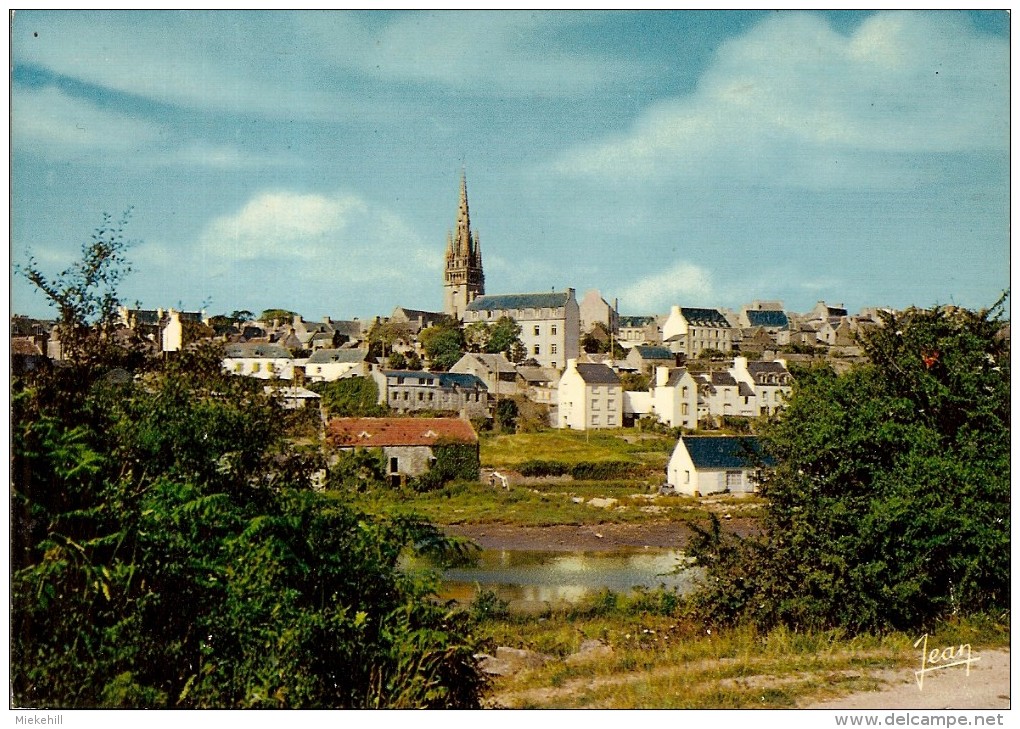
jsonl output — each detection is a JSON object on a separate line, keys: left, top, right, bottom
{"left": 10, "top": 10, "right": 1010, "bottom": 321}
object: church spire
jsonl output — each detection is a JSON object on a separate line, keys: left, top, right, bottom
{"left": 455, "top": 170, "right": 472, "bottom": 258}
{"left": 443, "top": 170, "right": 485, "bottom": 318}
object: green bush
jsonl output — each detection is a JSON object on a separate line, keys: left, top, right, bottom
{"left": 687, "top": 301, "right": 1010, "bottom": 633}
{"left": 517, "top": 459, "right": 570, "bottom": 477}
{"left": 569, "top": 460, "right": 636, "bottom": 480}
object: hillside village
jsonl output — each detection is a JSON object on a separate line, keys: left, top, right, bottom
{"left": 12, "top": 174, "right": 1003, "bottom": 497}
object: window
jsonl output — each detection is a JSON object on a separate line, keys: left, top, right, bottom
{"left": 252, "top": 362, "right": 261, "bottom": 372}
{"left": 681, "top": 403, "right": 689, "bottom": 416}
{"left": 533, "top": 344, "right": 540, "bottom": 355}
{"left": 682, "top": 386, "right": 689, "bottom": 397}
{"left": 607, "top": 399, "right": 615, "bottom": 409}
{"left": 390, "top": 457, "right": 399, "bottom": 474}
{"left": 551, "top": 344, "right": 557, "bottom": 355}
{"left": 551, "top": 325, "right": 557, "bottom": 336}
{"left": 725, "top": 471, "right": 742, "bottom": 488}
{"left": 534, "top": 325, "right": 541, "bottom": 336}
{"left": 418, "top": 392, "right": 424, "bottom": 401}
{"left": 591, "top": 399, "right": 599, "bottom": 410}
{"left": 684, "top": 470, "right": 690, "bottom": 484}
{"left": 403, "top": 391, "right": 409, "bottom": 400}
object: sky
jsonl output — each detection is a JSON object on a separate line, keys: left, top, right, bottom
{"left": 9, "top": 10, "right": 1011, "bottom": 322}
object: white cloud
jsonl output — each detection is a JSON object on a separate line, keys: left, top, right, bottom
{"left": 195, "top": 190, "right": 432, "bottom": 283}
{"left": 12, "top": 86, "right": 162, "bottom": 152}
{"left": 554, "top": 12, "right": 1007, "bottom": 187}
{"left": 618, "top": 261, "right": 715, "bottom": 313}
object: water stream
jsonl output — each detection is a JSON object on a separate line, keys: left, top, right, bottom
{"left": 409, "top": 548, "right": 698, "bottom": 612}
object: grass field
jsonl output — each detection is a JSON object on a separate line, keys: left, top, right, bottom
{"left": 480, "top": 428, "right": 676, "bottom": 472}
{"left": 476, "top": 597, "right": 1010, "bottom": 709}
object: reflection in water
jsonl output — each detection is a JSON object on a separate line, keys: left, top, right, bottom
{"left": 409, "top": 548, "right": 697, "bottom": 612}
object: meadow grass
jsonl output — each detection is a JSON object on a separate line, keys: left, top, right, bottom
{"left": 476, "top": 591, "right": 1010, "bottom": 709}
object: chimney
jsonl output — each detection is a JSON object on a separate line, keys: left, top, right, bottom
{"left": 655, "top": 366, "right": 669, "bottom": 388}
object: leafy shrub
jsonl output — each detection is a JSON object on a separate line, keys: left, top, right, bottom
{"left": 687, "top": 301, "right": 1010, "bottom": 633}
{"left": 517, "top": 459, "right": 570, "bottom": 477}
{"left": 569, "top": 460, "right": 636, "bottom": 480}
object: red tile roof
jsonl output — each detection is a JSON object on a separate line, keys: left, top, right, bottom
{"left": 327, "top": 417, "right": 478, "bottom": 447}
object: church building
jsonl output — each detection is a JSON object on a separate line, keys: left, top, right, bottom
{"left": 443, "top": 172, "right": 485, "bottom": 319}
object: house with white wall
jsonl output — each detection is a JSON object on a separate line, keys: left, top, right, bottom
{"left": 223, "top": 342, "right": 295, "bottom": 380}
{"left": 666, "top": 436, "right": 772, "bottom": 496}
{"left": 662, "top": 305, "right": 734, "bottom": 358}
{"left": 557, "top": 359, "right": 623, "bottom": 430}
{"left": 731, "top": 357, "right": 794, "bottom": 417}
{"left": 304, "top": 348, "right": 372, "bottom": 382}
{"left": 649, "top": 366, "right": 700, "bottom": 431}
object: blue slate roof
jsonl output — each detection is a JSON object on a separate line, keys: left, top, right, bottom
{"left": 680, "top": 307, "right": 730, "bottom": 327}
{"left": 746, "top": 310, "right": 789, "bottom": 329}
{"left": 619, "top": 315, "right": 656, "bottom": 328}
{"left": 465, "top": 292, "right": 570, "bottom": 312}
{"left": 633, "top": 345, "right": 674, "bottom": 360}
{"left": 681, "top": 436, "right": 774, "bottom": 470}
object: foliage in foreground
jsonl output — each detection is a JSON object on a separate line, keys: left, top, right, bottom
{"left": 12, "top": 218, "right": 484, "bottom": 708}
{"left": 688, "top": 301, "right": 1010, "bottom": 633}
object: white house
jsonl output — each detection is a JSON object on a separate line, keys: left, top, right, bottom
{"left": 304, "top": 348, "right": 372, "bottom": 382}
{"left": 649, "top": 366, "right": 700, "bottom": 431}
{"left": 463, "top": 289, "right": 580, "bottom": 370}
{"left": 557, "top": 359, "right": 623, "bottom": 430}
{"left": 223, "top": 343, "right": 294, "bottom": 380}
{"left": 666, "top": 436, "right": 772, "bottom": 496}
{"left": 731, "top": 357, "right": 794, "bottom": 417}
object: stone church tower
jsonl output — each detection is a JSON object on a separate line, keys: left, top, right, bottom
{"left": 443, "top": 172, "right": 485, "bottom": 318}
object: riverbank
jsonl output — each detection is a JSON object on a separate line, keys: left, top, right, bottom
{"left": 444, "top": 517, "right": 759, "bottom": 552}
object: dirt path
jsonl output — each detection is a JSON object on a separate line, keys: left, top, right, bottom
{"left": 804, "top": 648, "right": 1010, "bottom": 710}
{"left": 444, "top": 518, "right": 758, "bottom": 552}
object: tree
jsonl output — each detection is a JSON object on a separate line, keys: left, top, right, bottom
{"left": 12, "top": 228, "right": 485, "bottom": 708}
{"left": 486, "top": 316, "right": 523, "bottom": 358}
{"left": 688, "top": 301, "right": 1010, "bottom": 633}
{"left": 259, "top": 308, "right": 297, "bottom": 324}
{"left": 418, "top": 319, "right": 465, "bottom": 371}
{"left": 19, "top": 210, "right": 136, "bottom": 376}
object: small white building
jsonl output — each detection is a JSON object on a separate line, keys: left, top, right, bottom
{"left": 667, "top": 436, "right": 772, "bottom": 496}
{"left": 304, "top": 348, "right": 372, "bottom": 382}
{"left": 223, "top": 343, "right": 294, "bottom": 380}
{"left": 557, "top": 358, "right": 623, "bottom": 430}
{"left": 649, "top": 366, "right": 699, "bottom": 431}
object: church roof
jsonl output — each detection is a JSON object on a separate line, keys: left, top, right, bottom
{"left": 465, "top": 292, "right": 571, "bottom": 312}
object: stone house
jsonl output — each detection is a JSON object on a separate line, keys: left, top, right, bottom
{"left": 625, "top": 345, "right": 676, "bottom": 375}
{"left": 462, "top": 289, "right": 580, "bottom": 370}
{"left": 617, "top": 315, "right": 661, "bottom": 347}
{"left": 557, "top": 359, "right": 623, "bottom": 430}
{"left": 666, "top": 436, "right": 772, "bottom": 496}
{"left": 578, "top": 289, "right": 619, "bottom": 337}
{"left": 372, "top": 369, "right": 489, "bottom": 418}
{"left": 326, "top": 417, "right": 478, "bottom": 487}
{"left": 450, "top": 352, "right": 518, "bottom": 397}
